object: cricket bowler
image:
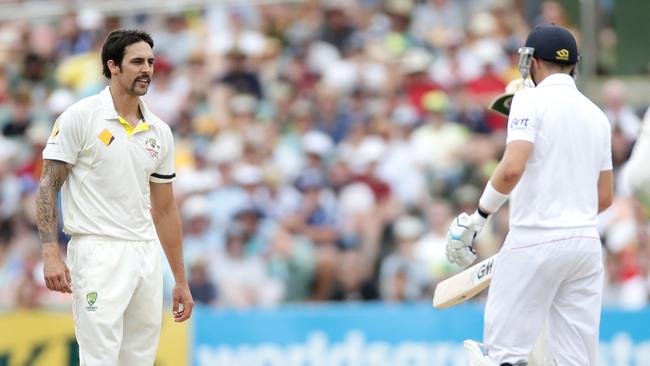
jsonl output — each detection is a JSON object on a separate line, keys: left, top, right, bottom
{"left": 36, "top": 29, "right": 193, "bottom": 366}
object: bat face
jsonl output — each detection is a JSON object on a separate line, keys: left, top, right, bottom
{"left": 473, "top": 256, "right": 496, "bottom": 284}
{"left": 432, "top": 254, "right": 499, "bottom": 309}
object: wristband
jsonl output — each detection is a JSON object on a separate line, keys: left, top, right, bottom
{"left": 477, "top": 206, "right": 490, "bottom": 219}
{"left": 478, "top": 181, "right": 509, "bottom": 214}
{"left": 470, "top": 211, "right": 487, "bottom": 226}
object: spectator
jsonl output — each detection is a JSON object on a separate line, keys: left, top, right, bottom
{"left": 319, "top": 5, "right": 356, "bottom": 53}
{"left": 143, "top": 56, "right": 191, "bottom": 127}
{"left": 188, "top": 259, "right": 218, "bottom": 306}
{"left": 216, "top": 50, "right": 263, "bottom": 100}
{"left": 208, "top": 222, "right": 284, "bottom": 308}
{"left": 152, "top": 14, "right": 201, "bottom": 66}
{"left": 0, "top": 1, "right": 647, "bottom": 311}
{"left": 2, "top": 89, "right": 33, "bottom": 138}
{"left": 379, "top": 215, "right": 430, "bottom": 302}
{"left": 330, "top": 248, "right": 378, "bottom": 302}
{"left": 0, "top": 143, "right": 20, "bottom": 220}
{"left": 410, "top": 0, "right": 465, "bottom": 44}
{"left": 181, "top": 195, "right": 221, "bottom": 263}
{"left": 602, "top": 79, "right": 642, "bottom": 142}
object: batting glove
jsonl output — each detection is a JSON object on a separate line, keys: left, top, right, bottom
{"left": 446, "top": 212, "right": 486, "bottom": 267}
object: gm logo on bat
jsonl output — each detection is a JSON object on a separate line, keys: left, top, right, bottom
{"left": 472, "top": 257, "right": 496, "bottom": 284}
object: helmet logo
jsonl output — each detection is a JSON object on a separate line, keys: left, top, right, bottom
{"left": 556, "top": 49, "right": 570, "bottom": 61}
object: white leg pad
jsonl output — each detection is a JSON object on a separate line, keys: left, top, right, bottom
{"left": 464, "top": 340, "right": 498, "bottom": 366}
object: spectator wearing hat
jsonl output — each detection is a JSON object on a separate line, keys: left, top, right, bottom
{"left": 377, "top": 106, "right": 426, "bottom": 205}
{"left": 228, "top": 199, "right": 315, "bottom": 304}
{"left": 349, "top": 136, "right": 393, "bottom": 207}
{"left": 207, "top": 8, "right": 267, "bottom": 59}
{"left": 410, "top": 90, "right": 469, "bottom": 195}
{"left": 2, "top": 89, "right": 33, "bottom": 138}
{"left": 181, "top": 195, "right": 221, "bottom": 263}
{"left": 188, "top": 259, "right": 218, "bottom": 306}
{"left": 282, "top": 168, "right": 340, "bottom": 300}
{"left": 208, "top": 221, "right": 284, "bottom": 308}
{"left": 284, "top": 169, "right": 338, "bottom": 243}
{"left": 265, "top": 217, "right": 317, "bottom": 303}
{"left": 152, "top": 14, "right": 201, "bottom": 67}
{"left": 143, "top": 56, "right": 191, "bottom": 127}
{"left": 0, "top": 141, "right": 20, "bottom": 221}
{"left": 398, "top": 48, "right": 441, "bottom": 116}
{"left": 216, "top": 49, "right": 263, "bottom": 100}
{"left": 206, "top": 163, "right": 267, "bottom": 236}
{"left": 329, "top": 248, "right": 378, "bottom": 302}
{"left": 379, "top": 215, "right": 429, "bottom": 302}
{"left": 464, "top": 41, "right": 508, "bottom": 131}
{"left": 15, "top": 122, "right": 52, "bottom": 185}
{"left": 232, "top": 202, "right": 277, "bottom": 255}
{"left": 312, "top": 85, "right": 353, "bottom": 143}
{"left": 413, "top": 201, "right": 458, "bottom": 283}
{"left": 410, "top": 0, "right": 464, "bottom": 45}
{"left": 301, "top": 129, "right": 333, "bottom": 171}
{"left": 319, "top": 5, "right": 356, "bottom": 53}
{"left": 602, "top": 79, "right": 642, "bottom": 143}
{"left": 0, "top": 221, "right": 19, "bottom": 306}
{"left": 55, "top": 11, "right": 98, "bottom": 58}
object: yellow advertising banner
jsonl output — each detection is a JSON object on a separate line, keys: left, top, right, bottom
{"left": 0, "top": 310, "right": 188, "bottom": 366}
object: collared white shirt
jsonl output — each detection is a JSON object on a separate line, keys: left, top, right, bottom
{"left": 506, "top": 74, "right": 612, "bottom": 230}
{"left": 43, "top": 86, "right": 176, "bottom": 241}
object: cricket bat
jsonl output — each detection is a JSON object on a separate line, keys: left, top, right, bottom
{"left": 432, "top": 254, "right": 498, "bottom": 308}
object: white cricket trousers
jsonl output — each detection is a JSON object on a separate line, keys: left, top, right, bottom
{"left": 67, "top": 235, "right": 163, "bottom": 366}
{"left": 484, "top": 231, "right": 603, "bottom": 366}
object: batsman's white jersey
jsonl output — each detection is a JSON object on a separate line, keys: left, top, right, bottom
{"left": 485, "top": 74, "right": 612, "bottom": 365}
{"left": 505, "top": 74, "right": 612, "bottom": 234}
{"left": 43, "top": 86, "right": 175, "bottom": 365}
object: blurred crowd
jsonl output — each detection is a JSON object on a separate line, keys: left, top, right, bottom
{"left": 0, "top": 0, "right": 649, "bottom": 312}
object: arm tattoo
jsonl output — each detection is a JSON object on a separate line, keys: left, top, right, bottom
{"left": 36, "top": 160, "right": 70, "bottom": 243}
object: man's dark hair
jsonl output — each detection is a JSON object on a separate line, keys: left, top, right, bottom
{"left": 101, "top": 29, "right": 154, "bottom": 79}
{"left": 538, "top": 58, "right": 576, "bottom": 73}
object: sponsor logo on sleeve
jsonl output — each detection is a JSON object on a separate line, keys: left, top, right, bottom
{"left": 509, "top": 117, "right": 530, "bottom": 130}
{"left": 47, "top": 122, "right": 60, "bottom": 145}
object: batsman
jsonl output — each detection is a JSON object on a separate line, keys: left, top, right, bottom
{"left": 445, "top": 24, "right": 613, "bottom": 365}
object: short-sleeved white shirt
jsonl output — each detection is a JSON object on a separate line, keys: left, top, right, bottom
{"left": 43, "top": 86, "right": 176, "bottom": 241}
{"left": 506, "top": 74, "right": 612, "bottom": 230}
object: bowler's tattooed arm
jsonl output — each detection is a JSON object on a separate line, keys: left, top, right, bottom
{"left": 38, "top": 159, "right": 73, "bottom": 293}
{"left": 36, "top": 159, "right": 70, "bottom": 243}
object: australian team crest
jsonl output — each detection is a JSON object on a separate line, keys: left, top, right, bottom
{"left": 144, "top": 137, "right": 161, "bottom": 159}
{"left": 86, "top": 291, "right": 98, "bottom": 311}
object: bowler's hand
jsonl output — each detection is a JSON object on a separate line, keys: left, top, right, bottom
{"left": 43, "top": 243, "right": 72, "bottom": 293}
{"left": 445, "top": 212, "right": 486, "bottom": 267}
{"left": 172, "top": 281, "right": 194, "bottom": 322}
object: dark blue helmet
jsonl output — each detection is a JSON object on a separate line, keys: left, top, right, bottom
{"left": 525, "top": 24, "right": 579, "bottom": 65}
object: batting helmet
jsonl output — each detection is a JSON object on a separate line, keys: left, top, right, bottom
{"left": 524, "top": 24, "right": 579, "bottom": 65}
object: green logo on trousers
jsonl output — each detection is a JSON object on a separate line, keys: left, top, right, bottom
{"left": 86, "top": 292, "right": 97, "bottom": 311}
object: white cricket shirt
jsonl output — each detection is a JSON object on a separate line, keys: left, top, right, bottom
{"left": 506, "top": 74, "right": 612, "bottom": 231}
{"left": 43, "top": 86, "right": 176, "bottom": 241}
